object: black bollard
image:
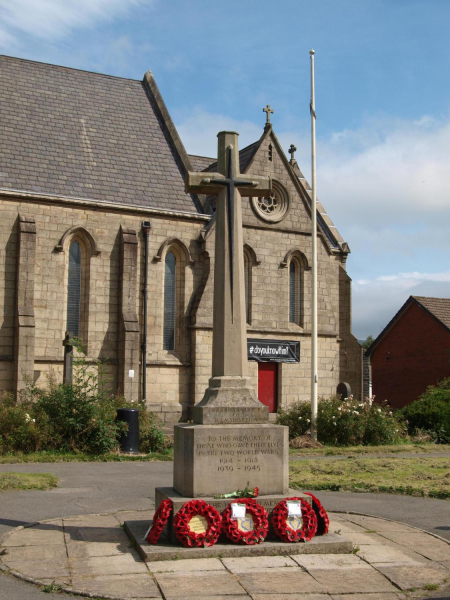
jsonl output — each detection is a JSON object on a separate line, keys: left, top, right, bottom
{"left": 116, "top": 408, "right": 140, "bottom": 454}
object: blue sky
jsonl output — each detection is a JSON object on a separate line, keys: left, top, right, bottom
{"left": 2, "top": 0, "right": 450, "bottom": 338}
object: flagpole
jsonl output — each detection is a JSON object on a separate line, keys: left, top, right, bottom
{"left": 309, "top": 49, "right": 318, "bottom": 441}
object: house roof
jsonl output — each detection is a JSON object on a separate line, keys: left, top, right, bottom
{"left": 412, "top": 296, "right": 450, "bottom": 330}
{"left": 0, "top": 55, "right": 200, "bottom": 214}
{"left": 366, "top": 295, "right": 450, "bottom": 356}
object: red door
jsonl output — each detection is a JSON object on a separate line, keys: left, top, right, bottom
{"left": 258, "top": 362, "right": 278, "bottom": 412}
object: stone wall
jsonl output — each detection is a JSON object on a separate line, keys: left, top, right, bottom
{"left": 0, "top": 158, "right": 362, "bottom": 421}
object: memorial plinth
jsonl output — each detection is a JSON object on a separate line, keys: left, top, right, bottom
{"left": 173, "top": 423, "right": 289, "bottom": 497}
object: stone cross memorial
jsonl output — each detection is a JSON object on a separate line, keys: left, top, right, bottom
{"left": 168, "top": 131, "right": 290, "bottom": 500}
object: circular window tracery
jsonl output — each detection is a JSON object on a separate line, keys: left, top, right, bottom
{"left": 251, "top": 180, "right": 289, "bottom": 223}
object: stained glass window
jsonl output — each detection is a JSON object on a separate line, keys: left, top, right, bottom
{"left": 67, "top": 241, "right": 81, "bottom": 336}
{"left": 289, "top": 259, "right": 301, "bottom": 325}
{"left": 163, "top": 251, "right": 176, "bottom": 350}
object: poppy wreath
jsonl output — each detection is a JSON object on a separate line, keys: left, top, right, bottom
{"left": 146, "top": 498, "right": 173, "bottom": 545}
{"left": 303, "top": 492, "right": 329, "bottom": 535}
{"left": 271, "top": 497, "right": 317, "bottom": 543}
{"left": 222, "top": 498, "right": 269, "bottom": 545}
{"left": 173, "top": 500, "right": 222, "bottom": 548}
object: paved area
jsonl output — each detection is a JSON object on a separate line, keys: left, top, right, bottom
{"left": 0, "top": 461, "right": 449, "bottom": 599}
{"left": 1, "top": 510, "right": 449, "bottom": 599}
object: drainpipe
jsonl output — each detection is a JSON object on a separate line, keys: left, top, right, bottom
{"left": 141, "top": 221, "right": 151, "bottom": 403}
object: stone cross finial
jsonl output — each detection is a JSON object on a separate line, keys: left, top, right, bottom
{"left": 289, "top": 144, "right": 297, "bottom": 161}
{"left": 263, "top": 104, "right": 274, "bottom": 124}
{"left": 185, "top": 132, "right": 272, "bottom": 424}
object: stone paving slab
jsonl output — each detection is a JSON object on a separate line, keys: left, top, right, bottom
{"left": 66, "top": 539, "right": 132, "bottom": 558}
{"left": 376, "top": 531, "right": 450, "bottom": 562}
{"left": 147, "top": 557, "right": 225, "bottom": 573}
{"left": 237, "top": 568, "right": 326, "bottom": 594}
{"left": 1, "top": 510, "right": 450, "bottom": 600}
{"left": 292, "top": 554, "right": 373, "bottom": 570}
{"left": 252, "top": 595, "right": 330, "bottom": 600}
{"left": 357, "top": 543, "right": 428, "bottom": 566}
{"left": 375, "top": 564, "right": 449, "bottom": 591}
{"left": 69, "top": 550, "right": 148, "bottom": 576}
{"left": 0, "top": 543, "right": 68, "bottom": 562}
{"left": 1, "top": 525, "right": 64, "bottom": 546}
{"left": 71, "top": 573, "right": 161, "bottom": 598}
{"left": 5, "top": 558, "right": 71, "bottom": 579}
{"left": 222, "top": 555, "right": 298, "bottom": 572}
{"left": 330, "top": 595, "right": 407, "bottom": 600}
{"left": 307, "top": 568, "right": 399, "bottom": 594}
{"left": 155, "top": 571, "right": 246, "bottom": 597}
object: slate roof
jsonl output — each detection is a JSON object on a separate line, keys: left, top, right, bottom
{"left": 203, "top": 140, "right": 262, "bottom": 174}
{"left": 413, "top": 296, "right": 450, "bottom": 330}
{"left": 366, "top": 295, "right": 450, "bottom": 356}
{"left": 188, "top": 154, "right": 215, "bottom": 171}
{"left": 0, "top": 55, "right": 199, "bottom": 213}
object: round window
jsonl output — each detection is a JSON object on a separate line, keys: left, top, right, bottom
{"left": 251, "top": 180, "right": 289, "bottom": 223}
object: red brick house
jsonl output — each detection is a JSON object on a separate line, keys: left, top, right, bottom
{"left": 366, "top": 296, "right": 450, "bottom": 409}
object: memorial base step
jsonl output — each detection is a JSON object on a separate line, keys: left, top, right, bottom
{"left": 124, "top": 519, "right": 353, "bottom": 562}
{"left": 155, "top": 486, "right": 312, "bottom": 543}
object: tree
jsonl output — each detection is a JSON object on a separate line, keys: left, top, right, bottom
{"left": 362, "top": 335, "right": 374, "bottom": 350}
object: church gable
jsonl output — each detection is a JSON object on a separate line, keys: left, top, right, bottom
{"left": 241, "top": 128, "right": 346, "bottom": 258}
{"left": 0, "top": 55, "right": 200, "bottom": 214}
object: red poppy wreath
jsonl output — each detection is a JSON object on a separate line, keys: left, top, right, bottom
{"left": 173, "top": 500, "right": 222, "bottom": 548}
{"left": 146, "top": 498, "right": 173, "bottom": 545}
{"left": 303, "top": 492, "right": 329, "bottom": 535}
{"left": 222, "top": 498, "right": 269, "bottom": 545}
{"left": 271, "top": 497, "right": 317, "bottom": 543}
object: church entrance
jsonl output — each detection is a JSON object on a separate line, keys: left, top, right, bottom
{"left": 258, "top": 362, "right": 278, "bottom": 412}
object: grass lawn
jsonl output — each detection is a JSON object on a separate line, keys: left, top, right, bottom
{"left": 0, "top": 472, "right": 59, "bottom": 492}
{"left": 290, "top": 456, "right": 450, "bottom": 498}
{"left": 289, "top": 443, "right": 450, "bottom": 457}
{"left": 0, "top": 448, "right": 174, "bottom": 464}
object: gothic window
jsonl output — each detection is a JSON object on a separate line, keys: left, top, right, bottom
{"left": 163, "top": 251, "right": 176, "bottom": 350}
{"left": 244, "top": 250, "right": 251, "bottom": 324}
{"left": 289, "top": 258, "right": 302, "bottom": 325}
{"left": 66, "top": 241, "right": 82, "bottom": 336}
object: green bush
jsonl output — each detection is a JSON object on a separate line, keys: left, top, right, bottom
{"left": 400, "top": 378, "right": 450, "bottom": 443}
{"left": 0, "top": 393, "right": 52, "bottom": 454}
{"left": 277, "top": 395, "right": 406, "bottom": 446}
{"left": 0, "top": 343, "right": 165, "bottom": 455}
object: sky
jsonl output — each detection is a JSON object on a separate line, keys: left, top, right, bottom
{"left": 1, "top": 0, "right": 450, "bottom": 339}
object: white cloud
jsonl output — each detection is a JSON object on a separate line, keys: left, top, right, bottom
{"left": 316, "top": 114, "right": 450, "bottom": 227}
{"left": 353, "top": 270, "right": 450, "bottom": 339}
{"left": 176, "top": 108, "right": 263, "bottom": 158}
{"left": 0, "top": 0, "right": 148, "bottom": 50}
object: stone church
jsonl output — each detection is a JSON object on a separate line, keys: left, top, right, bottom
{"left": 0, "top": 55, "right": 362, "bottom": 423}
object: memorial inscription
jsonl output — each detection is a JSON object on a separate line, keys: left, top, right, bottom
{"left": 174, "top": 424, "right": 289, "bottom": 497}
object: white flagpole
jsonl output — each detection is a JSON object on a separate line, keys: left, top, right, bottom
{"left": 309, "top": 49, "right": 318, "bottom": 441}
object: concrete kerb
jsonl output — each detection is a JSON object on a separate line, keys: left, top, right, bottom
{"left": 0, "top": 508, "right": 449, "bottom": 600}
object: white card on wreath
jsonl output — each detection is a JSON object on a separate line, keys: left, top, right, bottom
{"left": 231, "top": 503, "right": 246, "bottom": 519}
{"left": 287, "top": 501, "right": 302, "bottom": 516}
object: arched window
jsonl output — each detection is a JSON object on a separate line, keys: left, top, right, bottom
{"left": 163, "top": 251, "right": 176, "bottom": 350}
{"left": 66, "top": 241, "right": 82, "bottom": 336}
{"left": 244, "top": 250, "right": 252, "bottom": 325}
{"left": 244, "top": 251, "right": 250, "bottom": 324}
{"left": 289, "top": 258, "right": 302, "bottom": 325}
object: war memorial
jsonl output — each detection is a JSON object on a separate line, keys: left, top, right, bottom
{"left": 125, "top": 131, "right": 351, "bottom": 558}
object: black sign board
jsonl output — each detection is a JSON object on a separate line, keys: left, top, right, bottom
{"left": 247, "top": 338, "right": 300, "bottom": 363}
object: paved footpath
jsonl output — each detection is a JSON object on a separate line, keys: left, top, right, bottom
{"left": 0, "top": 461, "right": 449, "bottom": 600}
